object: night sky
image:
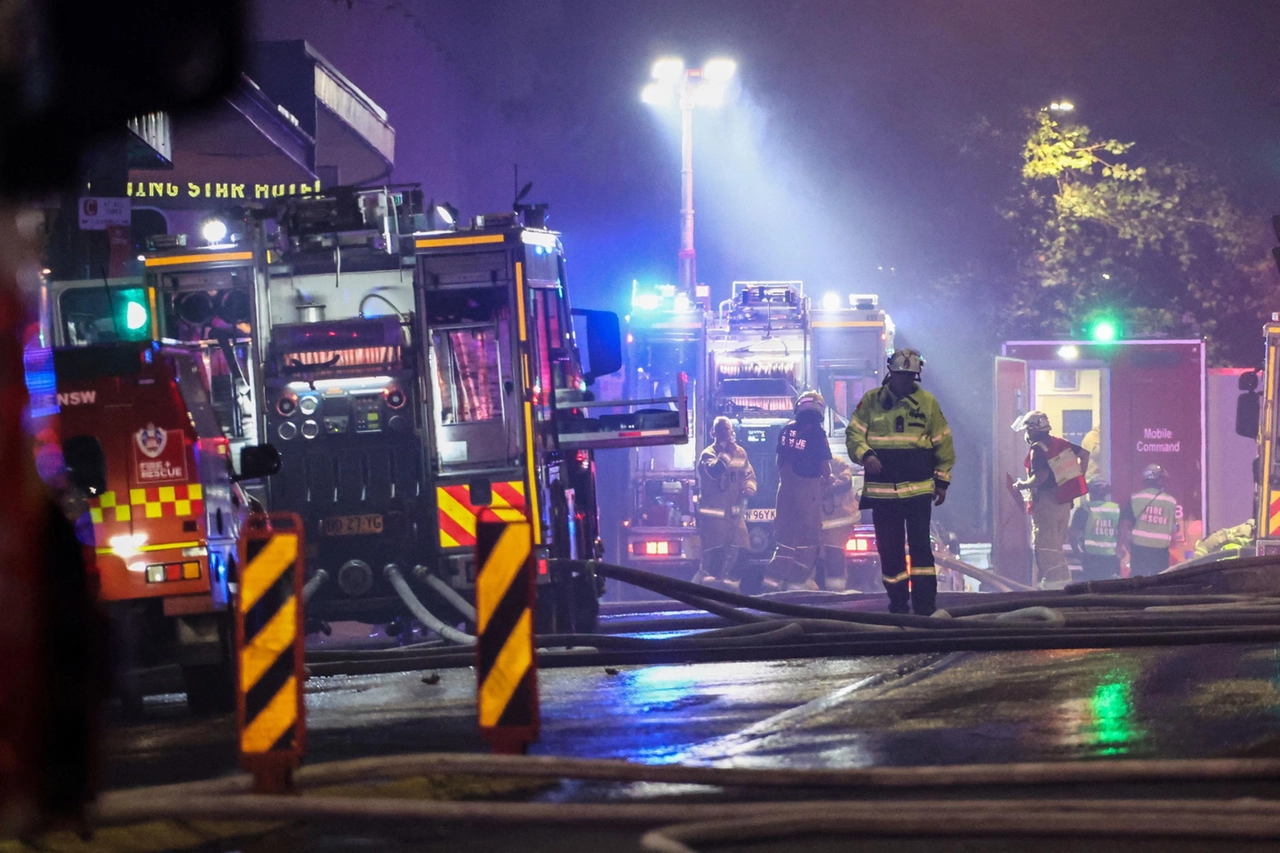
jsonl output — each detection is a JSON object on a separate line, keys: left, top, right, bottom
{"left": 253, "top": 0, "right": 1280, "bottom": 532}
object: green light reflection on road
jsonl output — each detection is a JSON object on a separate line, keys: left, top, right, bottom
{"left": 1090, "top": 668, "right": 1140, "bottom": 755}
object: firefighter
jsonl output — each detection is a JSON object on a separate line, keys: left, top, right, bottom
{"left": 1122, "top": 463, "right": 1178, "bottom": 575}
{"left": 1011, "top": 411, "right": 1089, "bottom": 588}
{"left": 763, "top": 391, "right": 832, "bottom": 592}
{"left": 846, "top": 348, "right": 954, "bottom": 615}
{"left": 1070, "top": 479, "right": 1121, "bottom": 581}
{"left": 818, "top": 455, "right": 860, "bottom": 592}
{"left": 694, "top": 415, "right": 757, "bottom": 590}
{"left": 1193, "top": 518, "right": 1255, "bottom": 558}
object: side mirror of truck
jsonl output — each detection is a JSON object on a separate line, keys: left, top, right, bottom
{"left": 61, "top": 435, "right": 107, "bottom": 496}
{"left": 571, "top": 308, "right": 623, "bottom": 386}
{"left": 1236, "top": 391, "right": 1261, "bottom": 439}
{"left": 235, "top": 444, "right": 282, "bottom": 481}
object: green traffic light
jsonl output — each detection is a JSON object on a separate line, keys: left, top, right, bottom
{"left": 1090, "top": 319, "right": 1118, "bottom": 342}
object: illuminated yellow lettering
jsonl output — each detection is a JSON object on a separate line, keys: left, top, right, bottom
{"left": 231, "top": 183, "right": 245, "bottom": 199}
{"left": 167, "top": 183, "right": 179, "bottom": 197}
{"left": 272, "top": 184, "right": 286, "bottom": 197}
{"left": 215, "top": 183, "right": 229, "bottom": 198}
{"left": 204, "top": 183, "right": 211, "bottom": 198}
{"left": 314, "top": 179, "right": 322, "bottom": 193}
{"left": 300, "top": 183, "right": 312, "bottom": 195}
{"left": 288, "top": 183, "right": 296, "bottom": 195}
{"left": 255, "top": 184, "right": 271, "bottom": 199}
{"left": 149, "top": 182, "right": 164, "bottom": 197}
{"left": 188, "top": 183, "right": 201, "bottom": 198}
{"left": 126, "top": 182, "right": 135, "bottom": 197}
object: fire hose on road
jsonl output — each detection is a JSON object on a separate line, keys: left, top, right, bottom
{"left": 300, "top": 558, "right": 1280, "bottom": 676}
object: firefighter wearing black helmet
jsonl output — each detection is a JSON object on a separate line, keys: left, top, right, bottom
{"left": 763, "top": 390, "right": 833, "bottom": 592}
{"left": 846, "top": 348, "right": 955, "bottom": 615}
{"left": 1122, "top": 464, "right": 1178, "bottom": 575}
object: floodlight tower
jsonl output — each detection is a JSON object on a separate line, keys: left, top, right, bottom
{"left": 641, "top": 57, "right": 736, "bottom": 295}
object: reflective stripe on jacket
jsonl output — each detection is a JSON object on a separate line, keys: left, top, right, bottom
{"left": 845, "top": 383, "right": 954, "bottom": 502}
{"left": 1081, "top": 500, "right": 1120, "bottom": 556}
{"left": 1129, "top": 488, "right": 1177, "bottom": 548}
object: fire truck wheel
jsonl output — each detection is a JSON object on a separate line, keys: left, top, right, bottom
{"left": 181, "top": 660, "right": 235, "bottom": 715}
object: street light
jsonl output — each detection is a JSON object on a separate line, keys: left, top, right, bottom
{"left": 641, "top": 56, "right": 736, "bottom": 296}
{"left": 1049, "top": 100, "right": 1075, "bottom": 113}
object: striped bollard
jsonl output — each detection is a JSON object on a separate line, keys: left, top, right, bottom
{"left": 236, "top": 512, "right": 306, "bottom": 793}
{"left": 474, "top": 513, "right": 539, "bottom": 754}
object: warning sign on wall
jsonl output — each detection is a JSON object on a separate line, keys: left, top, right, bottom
{"left": 133, "top": 423, "right": 187, "bottom": 483}
{"left": 78, "top": 197, "right": 131, "bottom": 230}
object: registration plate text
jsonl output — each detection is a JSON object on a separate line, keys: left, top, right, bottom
{"left": 745, "top": 508, "right": 776, "bottom": 522}
{"left": 322, "top": 514, "right": 384, "bottom": 536}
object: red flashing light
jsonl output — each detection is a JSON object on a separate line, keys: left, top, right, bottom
{"left": 537, "top": 557, "right": 549, "bottom": 576}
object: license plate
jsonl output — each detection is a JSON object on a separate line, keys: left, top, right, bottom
{"left": 745, "top": 508, "right": 776, "bottom": 522}
{"left": 322, "top": 514, "right": 384, "bottom": 536}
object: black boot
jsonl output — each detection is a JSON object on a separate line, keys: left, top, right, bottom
{"left": 884, "top": 578, "right": 910, "bottom": 614}
{"left": 910, "top": 574, "right": 938, "bottom": 616}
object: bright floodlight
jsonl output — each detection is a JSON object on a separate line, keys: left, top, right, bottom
{"left": 435, "top": 204, "right": 455, "bottom": 226}
{"left": 703, "top": 58, "right": 737, "bottom": 83}
{"left": 1057, "top": 345, "right": 1080, "bottom": 361}
{"left": 693, "top": 83, "right": 725, "bottom": 109}
{"left": 201, "top": 218, "right": 228, "bottom": 244}
{"left": 821, "top": 292, "right": 842, "bottom": 311}
{"left": 1049, "top": 101, "right": 1075, "bottom": 112}
{"left": 641, "top": 82, "right": 673, "bottom": 106}
{"left": 652, "top": 57, "right": 685, "bottom": 82}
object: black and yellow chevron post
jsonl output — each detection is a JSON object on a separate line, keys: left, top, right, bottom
{"left": 235, "top": 512, "right": 306, "bottom": 793}
{"left": 474, "top": 513, "right": 539, "bottom": 754}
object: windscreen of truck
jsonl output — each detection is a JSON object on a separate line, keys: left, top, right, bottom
{"left": 58, "top": 286, "right": 152, "bottom": 346}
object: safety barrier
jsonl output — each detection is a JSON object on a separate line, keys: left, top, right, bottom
{"left": 236, "top": 513, "right": 306, "bottom": 793}
{"left": 474, "top": 513, "right": 539, "bottom": 754}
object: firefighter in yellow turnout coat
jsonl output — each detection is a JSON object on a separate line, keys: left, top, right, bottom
{"left": 846, "top": 349, "right": 955, "bottom": 615}
{"left": 695, "top": 416, "right": 757, "bottom": 590}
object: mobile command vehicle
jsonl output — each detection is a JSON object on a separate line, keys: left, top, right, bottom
{"left": 130, "top": 189, "right": 688, "bottom": 634}
{"left": 29, "top": 341, "right": 279, "bottom": 713}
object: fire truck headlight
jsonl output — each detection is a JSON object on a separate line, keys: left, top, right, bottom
{"left": 200, "top": 217, "right": 229, "bottom": 245}
{"left": 110, "top": 533, "right": 148, "bottom": 560}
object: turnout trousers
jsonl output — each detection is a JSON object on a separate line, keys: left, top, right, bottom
{"left": 869, "top": 494, "right": 936, "bottom": 615}
{"left": 764, "top": 467, "right": 824, "bottom": 591}
{"left": 1031, "top": 497, "right": 1072, "bottom": 587}
{"left": 1129, "top": 543, "right": 1170, "bottom": 576}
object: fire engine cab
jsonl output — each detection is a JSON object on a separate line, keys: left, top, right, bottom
{"left": 36, "top": 342, "right": 279, "bottom": 712}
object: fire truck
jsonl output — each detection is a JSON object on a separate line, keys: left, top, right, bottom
{"left": 120, "top": 188, "right": 686, "bottom": 633}
{"left": 619, "top": 281, "right": 896, "bottom": 594}
{"left": 29, "top": 341, "right": 279, "bottom": 713}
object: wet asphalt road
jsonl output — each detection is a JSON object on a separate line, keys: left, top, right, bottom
{"left": 106, "top": 640, "right": 1280, "bottom": 789}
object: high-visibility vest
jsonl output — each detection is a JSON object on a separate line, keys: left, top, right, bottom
{"left": 1082, "top": 500, "right": 1120, "bottom": 556}
{"left": 1130, "top": 488, "right": 1177, "bottom": 548}
{"left": 1026, "top": 435, "right": 1086, "bottom": 504}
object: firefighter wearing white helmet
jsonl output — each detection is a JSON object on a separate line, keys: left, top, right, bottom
{"left": 763, "top": 390, "right": 834, "bottom": 592}
{"left": 846, "top": 348, "right": 955, "bottom": 615}
{"left": 1010, "top": 410, "right": 1089, "bottom": 587}
{"left": 1122, "top": 463, "right": 1178, "bottom": 575}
